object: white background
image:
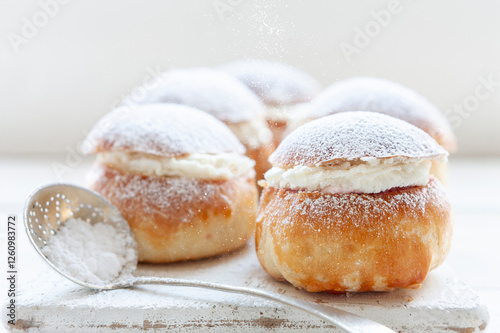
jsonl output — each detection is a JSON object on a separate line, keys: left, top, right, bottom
{"left": 1, "top": 0, "right": 499, "bottom": 155}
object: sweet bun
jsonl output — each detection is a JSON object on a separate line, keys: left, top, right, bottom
{"left": 122, "top": 67, "right": 273, "bottom": 181}
{"left": 83, "top": 104, "right": 258, "bottom": 263}
{"left": 220, "top": 59, "right": 321, "bottom": 147}
{"left": 298, "top": 77, "right": 456, "bottom": 184}
{"left": 256, "top": 112, "right": 453, "bottom": 292}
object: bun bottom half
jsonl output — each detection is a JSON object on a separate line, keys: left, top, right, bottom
{"left": 266, "top": 119, "right": 288, "bottom": 149}
{"left": 256, "top": 178, "right": 452, "bottom": 292}
{"left": 88, "top": 163, "right": 258, "bottom": 263}
{"left": 246, "top": 144, "right": 274, "bottom": 182}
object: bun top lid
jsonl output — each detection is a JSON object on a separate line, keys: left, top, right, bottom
{"left": 306, "top": 77, "right": 456, "bottom": 151}
{"left": 125, "top": 68, "right": 264, "bottom": 124}
{"left": 82, "top": 104, "right": 245, "bottom": 157}
{"left": 270, "top": 111, "right": 448, "bottom": 168}
{"left": 220, "top": 59, "right": 321, "bottom": 106}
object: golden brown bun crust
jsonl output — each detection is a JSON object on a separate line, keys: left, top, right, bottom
{"left": 256, "top": 178, "right": 453, "bottom": 292}
{"left": 266, "top": 119, "right": 288, "bottom": 148}
{"left": 246, "top": 144, "right": 273, "bottom": 183}
{"left": 89, "top": 163, "right": 258, "bottom": 263}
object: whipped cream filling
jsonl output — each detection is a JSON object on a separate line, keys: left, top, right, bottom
{"left": 227, "top": 117, "right": 273, "bottom": 149}
{"left": 99, "top": 152, "right": 255, "bottom": 180}
{"left": 264, "top": 158, "right": 432, "bottom": 194}
{"left": 265, "top": 103, "right": 307, "bottom": 122}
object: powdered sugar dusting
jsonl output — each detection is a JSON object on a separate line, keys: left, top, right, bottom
{"left": 88, "top": 164, "right": 236, "bottom": 224}
{"left": 270, "top": 111, "right": 448, "bottom": 168}
{"left": 220, "top": 59, "right": 322, "bottom": 105}
{"left": 123, "top": 68, "right": 264, "bottom": 123}
{"left": 82, "top": 104, "right": 245, "bottom": 157}
{"left": 260, "top": 178, "right": 447, "bottom": 232}
{"left": 305, "top": 77, "right": 456, "bottom": 149}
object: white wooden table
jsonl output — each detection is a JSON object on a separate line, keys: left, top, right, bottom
{"left": 0, "top": 155, "right": 499, "bottom": 332}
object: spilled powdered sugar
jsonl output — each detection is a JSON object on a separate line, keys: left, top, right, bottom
{"left": 270, "top": 111, "right": 448, "bottom": 168}
{"left": 42, "top": 217, "right": 136, "bottom": 286}
{"left": 122, "top": 67, "right": 264, "bottom": 124}
{"left": 220, "top": 59, "right": 322, "bottom": 106}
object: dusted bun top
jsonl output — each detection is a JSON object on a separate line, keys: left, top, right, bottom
{"left": 306, "top": 77, "right": 456, "bottom": 151}
{"left": 124, "top": 68, "right": 264, "bottom": 124}
{"left": 220, "top": 59, "right": 321, "bottom": 106}
{"left": 270, "top": 111, "right": 448, "bottom": 168}
{"left": 82, "top": 104, "right": 245, "bottom": 157}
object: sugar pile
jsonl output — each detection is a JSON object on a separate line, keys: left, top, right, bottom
{"left": 42, "top": 217, "right": 135, "bottom": 285}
